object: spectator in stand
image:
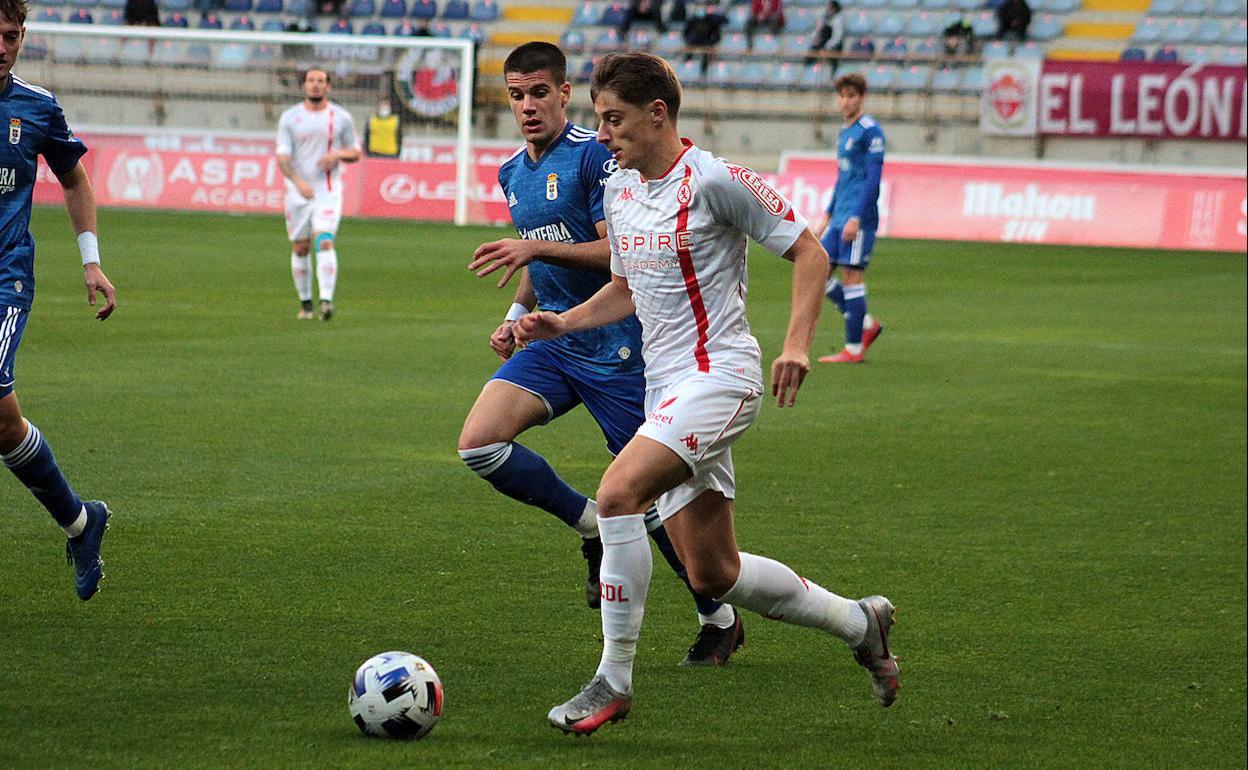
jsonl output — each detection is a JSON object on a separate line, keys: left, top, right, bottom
{"left": 124, "top": 0, "right": 160, "bottom": 25}
{"left": 805, "top": 0, "right": 843, "bottom": 69}
{"left": 942, "top": 17, "right": 975, "bottom": 56}
{"left": 746, "top": 0, "right": 785, "bottom": 49}
{"left": 997, "top": 0, "right": 1031, "bottom": 41}
{"left": 620, "top": 0, "right": 667, "bottom": 36}
{"left": 683, "top": 2, "right": 729, "bottom": 74}
{"left": 668, "top": 0, "right": 688, "bottom": 26}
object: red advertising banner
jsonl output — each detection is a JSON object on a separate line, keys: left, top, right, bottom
{"left": 772, "top": 154, "right": 1246, "bottom": 252}
{"left": 1037, "top": 61, "right": 1247, "bottom": 141}
{"left": 34, "top": 130, "right": 1246, "bottom": 252}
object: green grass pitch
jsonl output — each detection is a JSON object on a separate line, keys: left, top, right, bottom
{"left": 1, "top": 207, "right": 1244, "bottom": 769}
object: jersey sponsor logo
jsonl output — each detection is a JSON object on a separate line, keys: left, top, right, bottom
{"left": 647, "top": 409, "right": 674, "bottom": 426}
{"left": 106, "top": 152, "right": 165, "bottom": 204}
{"left": 617, "top": 231, "right": 684, "bottom": 254}
{"left": 518, "top": 221, "right": 573, "bottom": 243}
{"left": 8, "top": 119, "right": 20, "bottom": 145}
{"left": 603, "top": 158, "right": 619, "bottom": 175}
{"left": 545, "top": 172, "right": 558, "bottom": 201}
{"left": 0, "top": 167, "right": 15, "bottom": 195}
{"left": 731, "top": 166, "right": 787, "bottom": 217}
{"left": 659, "top": 396, "right": 677, "bottom": 409}
{"left": 380, "top": 173, "right": 418, "bottom": 204}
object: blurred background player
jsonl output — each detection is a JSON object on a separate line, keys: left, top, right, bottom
{"left": 517, "top": 52, "right": 898, "bottom": 735}
{"left": 275, "top": 68, "right": 359, "bottom": 321}
{"left": 814, "top": 73, "right": 885, "bottom": 364}
{"left": 460, "top": 42, "right": 743, "bottom": 666}
{"left": 0, "top": 0, "right": 117, "bottom": 600}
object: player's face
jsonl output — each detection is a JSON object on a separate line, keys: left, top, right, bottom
{"left": 593, "top": 90, "right": 657, "bottom": 174}
{"left": 504, "top": 69, "right": 570, "bottom": 151}
{"left": 303, "top": 70, "right": 330, "bottom": 103}
{"left": 837, "top": 88, "right": 864, "bottom": 122}
{"left": 0, "top": 18, "right": 24, "bottom": 81}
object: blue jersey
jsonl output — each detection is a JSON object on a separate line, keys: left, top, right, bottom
{"left": 0, "top": 76, "right": 88, "bottom": 311}
{"left": 498, "top": 122, "right": 642, "bottom": 374}
{"left": 826, "top": 114, "right": 885, "bottom": 231}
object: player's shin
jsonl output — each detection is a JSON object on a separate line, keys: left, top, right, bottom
{"left": 843, "top": 284, "right": 867, "bottom": 354}
{"left": 458, "top": 442, "right": 593, "bottom": 534}
{"left": 594, "top": 514, "right": 652, "bottom": 694}
{"left": 291, "top": 252, "right": 312, "bottom": 301}
{"left": 316, "top": 248, "right": 338, "bottom": 302}
{"left": 1, "top": 420, "right": 86, "bottom": 534}
{"left": 719, "top": 552, "right": 867, "bottom": 644}
{"left": 644, "top": 509, "right": 730, "bottom": 622}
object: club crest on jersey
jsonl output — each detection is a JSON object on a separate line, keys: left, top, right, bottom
{"left": 732, "top": 166, "right": 786, "bottom": 217}
{"left": 677, "top": 180, "right": 691, "bottom": 206}
{"left": 8, "top": 119, "right": 20, "bottom": 144}
{"left": 546, "top": 172, "right": 558, "bottom": 201}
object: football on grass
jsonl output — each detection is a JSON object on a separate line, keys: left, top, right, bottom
{"left": 348, "top": 651, "right": 444, "bottom": 740}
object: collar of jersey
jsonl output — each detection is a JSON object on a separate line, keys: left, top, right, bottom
{"left": 642, "top": 138, "right": 695, "bottom": 183}
{"left": 523, "top": 122, "right": 574, "bottom": 170}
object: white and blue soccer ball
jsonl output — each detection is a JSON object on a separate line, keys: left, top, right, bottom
{"left": 348, "top": 651, "right": 444, "bottom": 740}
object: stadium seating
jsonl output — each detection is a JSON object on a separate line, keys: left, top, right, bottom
{"left": 99, "top": 8, "right": 123, "bottom": 23}
{"left": 1153, "top": 44, "right": 1179, "bottom": 61}
{"left": 199, "top": 13, "right": 223, "bottom": 29}
{"left": 361, "top": 20, "right": 386, "bottom": 34}
{"left": 411, "top": 0, "right": 437, "bottom": 19}
{"left": 223, "top": 0, "right": 252, "bottom": 11}
{"left": 379, "top": 0, "right": 406, "bottom": 17}
{"left": 230, "top": 14, "right": 255, "bottom": 29}
{"left": 442, "top": 0, "right": 468, "bottom": 19}
{"left": 164, "top": 12, "right": 189, "bottom": 27}
{"left": 255, "top": 0, "right": 283, "bottom": 12}
{"left": 329, "top": 17, "right": 354, "bottom": 33}
{"left": 67, "top": 8, "right": 94, "bottom": 22}
{"left": 470, "top": 0, "right": 499, "bottom": 22}
{"left": 348, "top": 0, "right": 377, "bottom": 17}
{"left": 36, "top": 7, "right": 62, "bottom": 22}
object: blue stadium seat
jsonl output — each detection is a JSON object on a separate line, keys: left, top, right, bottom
{"left": 904, "top": 11, "right": 940, "bottom": 37}
{"left": 84, "top": 38, "right": 121, "bottom": 64}
{"left": 329, "top": 17, "right": 354, "bottom": 33}
{"left": 600, "top": 2, "right": 626, "bottom": 28}
{"left": 1182, "top": 45, "right": 1213, "bottom": 62}
{"left": 1178, "top": 0, "right": 1206, "bottom": 13}
{"left": 1120, "top": 45, "right": 1147, "bottom": 60}
{"left": 845, "top": 11, "right": 871, "bottom": 36}
{"left": 379, "top": 0, "right": 406, "bottom": 16}
{"left": 67, "top": 9, "right": 94, "bottom": 22}
{"left": 199, "top": 13, "right": 223, "bottom": 28}
{"left": 460, "top": 22, "right": 486, "bottom": 44}
{"left": 231, "top": 14, "right": 256, "bottom": 29}
{"left": 1152, "top": 43, "right": 1179, "bottom": 60}
{"left": 895, "top": 65, "right": 929, "bottom": 91}
{"left": 159, "top": 0, "right": 192, "bottom": 10}
{"left": 876, "top": 14, "right": 904, "bottom": 37}
{"left": 1165, "top": 16, "right": 1195, "bottom": 42}
{"left": 153, "top": 40, "right": 187, "bottom": 64}
{"left": 470, "top": 0, "right": 499, "bottom": 21}
{"left": 348, "top": 0, "right": 377, "bottom": 17}
{"left": 35, "top": 6, "right": 63, "bottom": 21}
{"left": 99, "top": 9, "right": 124, "bottom": 23}
{"left": 99, "top": 0, "right": 126, "bottom": 8}
{"left": 572, "top": 1, "right": 598, "bottom": 26}
{"left": 1223, "top": 18, "right": 1246, "bottom": 44}
{"left": 164, "top": 11, "right": 189, "bottom": 26}
{"left": 1194, "top": 18, "right": 1224, "bottom": 43}
{"left": 971, "top": 11, "right": 999, "bottom": 37}
{"left": 674, "top": 57, "right": 703, "bottom": 85}
{"left": 913, "top": 36, "right": 940, "bottom": 56}
{"left": 799, "top": 62, "right": 832, "bottom": 89}
{"left": 860, "top": 0, "right": 887, "bottom": 7}
{"left": 786, "top": 8, "right": 817, "bottom": 34}
{"left": 772, "top": 61, "right": 800, "bottom": 87}
{"left": 261, "top": 18, "right": 286, "bottom": 31}
{"left": 724, "top": 3, "right": 749, "bottom": 33}
{"left": 1211, "top": 0, "right": 1243, "bottom": 14}
{"left": 627, "top": 27, "right": 653, "bottom": 49}
{"left": 68, "top": 0, "right": 99, "bottom": 7}
{"left": 1016, "top": 40, "right": 1045, "bottom": 57}
{"left": 930, "top": 66, "right": 959, "bottom": 92}
{"left": 1048, "top": 0, "right": 1077, "bottom": 11}
{"left": 850, "top": 36, "right": 876, "bottom": 55}
{"left": 1029, "top": 13, "right": 1063, "bottom": 40}
{"left": 223, "top": 0, "right": 252, "bottom": 11}
{"left": 1148, "top": 0, "right": 1178, "bottom": 12}
{"left": 654, "top": 29, "right": 683, "bottom": 54}
{"left": 561, "top": 28, "right": 587, "bottom": 52}
{"left": 1133, "top": 17, "right": 1164, "bottom": 42}
{"left": 287, "top": 0, "right": 313, "bottom": 12}
{"left": 919, "top": 0, "right": 952, "bottom": 9}
{"left": 954, "top": 0, "right": 980, "bottom": 9}
{"left": 215, "top": 43, "right": 251, "bottom": 68}
{"left": 411, "top": 0, "right": 437, "bottom": 19}
{"left": 1215, "top": 46, "right": 1245, "bottom": 64}
{"left": 706, "top": 60, "right": 741, "bottom": 86}
{"left": 867, "top": 63, "right": 899, "bottom": 89}
{"left": 739, "top": 61, "right": 770, "bottom": 87}
{"left": 429, "top": 20, "right": 452, "bottom": 35}
{"left": 41, "top": 0, "right": 68, "bottom": 6}
{"left": 255, "top": 0, "right": 283, "bottom": 11}
{"left": 891, "top": 0, "right": 919, "bottom": 9}
{"left": 981, "top": 39, "right": 1011, "bottom": 57}
{"left": 753, "top": 33, "right": 781, "bottom": 55}
{"left": 442, "top": 0, "right": 468, "bottom": 18}
{"left": 959, "top": 65, "right": 984, "bottom": 94}
{"left": 592, "top": 27, "right": 621, "bottom": 52}
{"left": 361, "top": 21, "right": 387, "bottom": 34}
{"left": 882, "top": 37, "right": 908, "bottom": 56}
{"left": 720, "top": 31, "right": 749, "bottom": 55}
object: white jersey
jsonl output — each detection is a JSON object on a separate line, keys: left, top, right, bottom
{"left": 275, "top": 101, "right": 357, "bottom": 195}
{"left": 606, "top": 141, "right": 808, "bottom": 390}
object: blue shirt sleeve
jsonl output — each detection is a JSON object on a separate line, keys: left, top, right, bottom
{"left": 851, "top": 125, "right": 885, "bottom": 221}
{"left": 39, "top": 97, "right": 88, "bottom": 178}
{"left": 581, "top": 141, "right": 613, "bottom": 224}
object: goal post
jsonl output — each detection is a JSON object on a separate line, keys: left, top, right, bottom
{"left": 23, "top": 22, "right": 477, "bottom": 225}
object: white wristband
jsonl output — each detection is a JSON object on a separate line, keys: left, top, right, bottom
{"left": 78, "top": 232, "right": 100, "bottom": 266}
{"left": 504, "top": 303, "right": 529, "bottom": 323}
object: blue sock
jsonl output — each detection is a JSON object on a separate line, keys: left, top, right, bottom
{"left": 2, "top": 422, "right": 83, "bottom": 528}
{"left": 645, "top": 513, "right": 724, "bottom": 617}
{"left": 825, "top": 277, "right": 845, "bottom": 313}
{"left": 459, "top": 442, "right": 588, "bottom": 529}
{"left": 843, "top": 284, "right": 867, "bottom": 346}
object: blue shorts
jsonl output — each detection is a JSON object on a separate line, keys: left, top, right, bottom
{"left": 0, "top": 305, "right": 29, "bottom": 398}
{"left": 821, "top": 226, "right": 877, "bottom": 269}
{"left": 491, "top": 339, "right": 645, "bottom": 456}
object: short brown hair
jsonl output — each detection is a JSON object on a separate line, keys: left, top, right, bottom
{"left": 0, "top": 0, "right": 29, "bottom": 25}
{"left": 504, "top": 41, "right": 567, "bottom": 86}
{"left": 833, "top": 72, "right": 867, "bottom": 95}
{"left": 590, "top": 52, "right": 681, "bottom": 122}
{"left": 302, "top": 68, "right": 331, "bottom": 85}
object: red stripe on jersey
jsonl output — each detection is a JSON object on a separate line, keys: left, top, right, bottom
{"left": 675, "top": 165, "right": 710, "bottom": 373}
{"left": 325, "top": 109, "right": 334, "bottom": 192}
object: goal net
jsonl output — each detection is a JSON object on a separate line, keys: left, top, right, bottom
{"left": 23, "top": 22, "right": 480, "bottom": 224}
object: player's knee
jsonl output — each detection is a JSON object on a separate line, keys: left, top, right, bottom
{"left": 0, "top": 412, "right": 28, "bottom": 453}
{"left": 595, "top": 481, "right": 646, "bottom": 519}
{"left": 685, "top": 558, "right": 738, "bottom": 599}
{"left": 314, "top": 233, "right": 335, "bottom": 251}
{"left": 293, "top": 243, "right": 311, "bottom": 257}
{"left": 457, "top": 441, "right": 511, "bottom": 478}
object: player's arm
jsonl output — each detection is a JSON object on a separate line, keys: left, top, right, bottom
{"left": 277, "top": 154, "right": 314, "bottom": 200}
{"left": 772, "top": 229, "right": 828, "bottom": 407}
{"left": 489, "top": 270, "right": 539, "bottom": 361}
{"left": 57, "top": 162, "right": 116, "bottom": 321}
{"left": 515, "top": 272, "right": 634, "bottom": 346}
{"left": 321, "top": 113, "right": 361, "bottom": 169}
{"left": 845, "top": 130, "right": 884, "bottom": 242}
{"left": 470, "top": 221, "right": 610, "bottom": 288}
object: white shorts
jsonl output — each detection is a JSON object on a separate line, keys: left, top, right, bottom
{"left": 285, "top": 189, "right": 343, "bottom": 242}
{"left": 636, "top": 370, "right": 762, "bottom": 521}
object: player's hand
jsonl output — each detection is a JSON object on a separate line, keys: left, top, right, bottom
{"left": 84, "top": 263, "right": 116, "bottom": 321}
{"left": 514, "top": 311, "right": 565, "bottom": 346}
{"left": 842, "top": 218, "right": 860, "bottom": 242}
{"left": 770, "top": 350, "right": 810, "bottom": 407}
{"left": 490, "top": 321, "right": 517, "bottom": 361}
{"left": 296, "top": 179, "right": 315, "bottom": 200}
{"left": 316, "top": 152, "right": 339, "bottom": 172}
{"left": 469, "top": 239, "right": 538, "bottom": 288}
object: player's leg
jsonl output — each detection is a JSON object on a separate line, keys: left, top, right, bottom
{"left": 819, "top": 230, "right": 882, "bottom": 363}
{"left": 286, "top": 196, "right": 316, "bottom": 319}
{"left": 458, "top": 346, "right": 601, "bottom": 604}
{"left": 311, "top": 194, "right": 344, "bottom": 320}
{"left": 820, "top": 226, "right": 846, "bottom": 315}
{"left": 0, "top": 312, "right": 110, "bottom": 599}
{"left": 572, "top": 365, "right": 740, "bottom": 663}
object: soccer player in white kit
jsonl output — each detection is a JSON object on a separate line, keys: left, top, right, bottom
{"left": 275, "top": 69, "right": 360, "bottom": 320}
{"left": 517, "top": 52, "right": 900, "bottom": 735}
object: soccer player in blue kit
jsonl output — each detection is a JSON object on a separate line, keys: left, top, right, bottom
{"left": 815, "top": 73, "right": 885, "bottom": 364}
{"left": 461, "top": 42, "right": 743, "bottom": 666}
{"left": 0, "top": 0, "right": 117, "bottom": 600}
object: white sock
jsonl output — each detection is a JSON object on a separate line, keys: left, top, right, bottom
{"left": 698, "top": 604, "right": 737, "bottom": 629}
{"left": 719, "top": 552, "right": 867, "bottom": 644}
{"left": 574, "top": 499, "right": 599, "bottom": 539}
{"left": 316, "top": 247, "right": 338, "bottom": 301}
{"left": 864, "top": 313, "right": 876, "bottom": 330}
{"left": 594, "top": 514, "right": 651, "bottom": 694}
{"left": 291, "top": 252, "right": 312, "bottom": 302}
{"left": 63, "top": 505, "right": 87, "bottom": 538}
{"left": 845, "top": 343, "right": 864, "bottom": 355}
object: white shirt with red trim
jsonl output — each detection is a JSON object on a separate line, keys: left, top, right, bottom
{"left": 606, "top": 140, "right": 808, "bottom": 390}
{"left": 275, "top": 101, "right": 358, "bottom": 195}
